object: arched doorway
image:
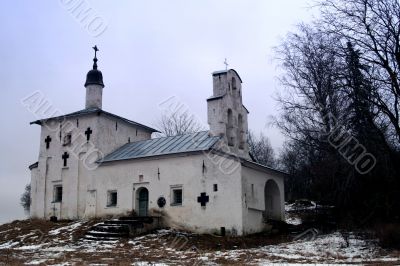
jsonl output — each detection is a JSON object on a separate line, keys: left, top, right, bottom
{"left": 136, "top": 187, "right": 149, "bottom": 216}
{"left": 264, "top": 179, "right": 281, "bottom": 220}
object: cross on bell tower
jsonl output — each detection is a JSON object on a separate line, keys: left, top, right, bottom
{"left": 224, "top": 58, "right": 229, "bottom": 70}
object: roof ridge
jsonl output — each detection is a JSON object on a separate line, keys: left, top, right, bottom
{"left": 151, "top": 130, "right": 210, "bottom": 140}
{"left": 30, "top": 108, "right": 159, "bottom": 132}
{"left": 99, "top": 131, "right": 220, "bottom": 163}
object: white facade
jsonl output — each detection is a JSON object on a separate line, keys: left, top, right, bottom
{"left": 29, "top": 65, "right": 285, "bottom": 235}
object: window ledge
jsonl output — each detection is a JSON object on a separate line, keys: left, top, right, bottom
{"left": 170, "top": 203, "right": 183, "bottom": 207}
{"left": 51, "top": 201, "right": 62, "bottom": 204}
{"left": 105, "top": 205, "right": 118, "bottom": 208}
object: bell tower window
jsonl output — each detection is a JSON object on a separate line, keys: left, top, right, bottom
{"left": 227, "top": 109, "right": 234, "bottom": 146}
{"left": 238, "top": 114, "right": 244, "bottom": 149}
{"left": 232, "top": 77, "right": 237, "bottom": 90}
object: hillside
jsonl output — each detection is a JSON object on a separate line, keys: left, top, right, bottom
{"left": 0, "top": 219, "right": 399, "bottom": 265}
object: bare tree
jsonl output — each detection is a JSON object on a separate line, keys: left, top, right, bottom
{"left": 248, "top": 131, "right": 276, "bottom": 167}
{"left": 156, "top": 109, "right": 205, "bottom": 137}
{"left": 320, "top": 0, "right": 400, "bottom": 144}
{"left": 20, "top": 184, "right": 31, "bottom": 214}
{"left": 274, "top": 24, "right": 344, "bottom": 145}
{"left": 274, "top": 2, "right": 400, "bottom": 220}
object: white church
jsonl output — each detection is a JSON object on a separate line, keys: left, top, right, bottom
{"left": 29, "top": 47, "right": 285, "bottom": 235}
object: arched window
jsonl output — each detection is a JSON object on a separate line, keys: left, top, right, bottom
{"left": 231, "top": 77, "right": 237, "bottom": 90}
{"left": 227, "top": 109, "right": 234, "bottom": 146}
{"left": 264, "top": 179, "right": 282, "bottom": 220}
{"left": 238, "top": 114, "right": 244, "bottom": 149}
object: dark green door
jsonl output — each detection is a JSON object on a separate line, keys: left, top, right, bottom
{"left": 138, "top": 188, "right": 149, "bottom": 216}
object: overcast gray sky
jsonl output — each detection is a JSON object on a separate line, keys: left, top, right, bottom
{"left": 0, "top": 0, "right": 314, "bottom": 224}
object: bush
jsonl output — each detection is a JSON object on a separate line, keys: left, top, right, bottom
{"left": 20, "top": 184, "right": 31, "bottom": 213}
{"left": 375, "top": 223, "right": 400, "bottom": 249}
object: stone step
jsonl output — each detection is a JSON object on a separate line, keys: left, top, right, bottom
{"left": 83, "top": 216, "right": 157, "bottom": 241}
{"left": 82, "top": 234, "right": 119, "bottom": 242}
{"left": 119, "top": 216, "right": 154, "bottom": 224}
{"left": 86, "top": 230, "right": 129, "bottom": 238}
{"left": 92, "top": 224, "right": 129, "bottom": 233}
{"left": 104, "top": 220, "right": 144, "bottom": 227}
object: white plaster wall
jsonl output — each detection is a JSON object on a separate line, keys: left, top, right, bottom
{"left": 94, "top": 114, "right": 151, "bottom": 156}
{"left": 30, "top": 113, "right": 152, "bottom": 220}
{"left": 30, "top": 167, "right": 40, "bottom": 217}
{"left": 86, "top": 85, "right": 103, "bottom": 109}
{"left": 90, "top": 152, "right": 244, "bottom": 235}
{"left": 241, "top": 164, "right": 285, "bottom": 235}
{"left": 207, "top": 70, "right": 250, "bottom": 159}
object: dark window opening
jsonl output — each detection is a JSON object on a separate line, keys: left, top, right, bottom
{"left": 172, "top": 189, "right": 183, "bottom": 206}
{"left": 227, "top": 109, "right": 234, "bottom": 146}
{"left": 107, "top": 191, "right": 117, "bottom": 207}
{"left": 213, "top": 184, "right": 218, "bottom": 192}
{"left": 63, "top": 133, "right": 72, "bottom": 146}
{"left": 54, "top": 186, "right": 62, "bottom": 202}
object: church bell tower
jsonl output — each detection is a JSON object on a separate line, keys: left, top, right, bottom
{"left": 207, "top": 69, "right": 250, "bottom": 159}
{"left": 85, "top": 45, "right": 104, "bottom": 109}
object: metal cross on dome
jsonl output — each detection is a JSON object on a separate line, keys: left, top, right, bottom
{"left": 93, "top": 45, "right": 99, "bottom": 57}
{"left": 92, "top": 45, "right": 99, "bottom": 69}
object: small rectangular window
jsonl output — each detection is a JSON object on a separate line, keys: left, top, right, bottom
{"left": 171, "top": 186, "right": 183, "bottom": 206}
{"left": 213, "top": 184, "right": 218, "bottom": 192}
{"left": 54, "top": 186, "right": 62, "bottom": 202}
{"left": 63, "top": 133, "right": 72, "bottom": 146}
{"left": 107, "top": 190, "right": 117, "bottom": 207}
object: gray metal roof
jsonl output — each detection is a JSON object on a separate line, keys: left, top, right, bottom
{"left": 100, "top": 131, "right": 220, "bottom": 163}
{"left": 30, "top": 107, "right": 159, "bottom": 132}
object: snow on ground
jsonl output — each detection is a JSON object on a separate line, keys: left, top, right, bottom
{"left": 0, "top": 220, "right": 399, "bottom": 265}
{"left": 48, "top": 221, "right": 84, "bottom": 235}
{"left": 285, "top": 216, "right": 302, "bottom": 225}
{"left": 285, "top": 200, "right": 317, "bottom": 212}
{"left": 201, "top": 232, "right": 399, "bottom": 264}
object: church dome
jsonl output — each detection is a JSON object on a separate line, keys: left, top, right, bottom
{"left": 85, "top": 45, "right": 104, "bottom": 88}
{"left": 85, "top": 69, "right": 104, "bottom": 87}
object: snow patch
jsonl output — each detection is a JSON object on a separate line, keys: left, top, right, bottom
{"left": 48, "top": 221, "right": 83, "bottom": 235}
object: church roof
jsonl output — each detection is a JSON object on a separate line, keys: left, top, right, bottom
{"left": 100, "top": 131, "right": 220, "bottom": 163}
{"left": 30, "top": 107, "right": 159, "bottom": 133}
{"left": 212, "top": 69, "right": 243, "bottom": 83}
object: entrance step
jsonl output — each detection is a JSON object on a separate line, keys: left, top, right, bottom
{"left": 104, "top": 220, "right": 144, "bottom": 228}
{"left": 83, "top": 216, "right": 161, "bottom": 241}
{"left": 118, "top": 216, "right": 154, "bottom": 223}
{"left": 86, "top": 230, "right": 129, "bottom": 238}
